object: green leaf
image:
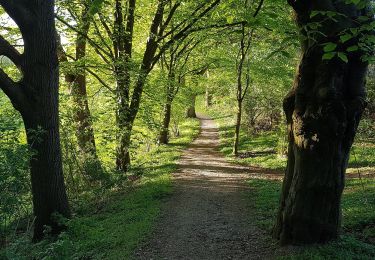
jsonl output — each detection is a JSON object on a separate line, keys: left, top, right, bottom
{"left": 347, "top": 45, "right": 359, "bottom": 52}
{"left": 88, "top": 0, "right": 105, "bottom": 16}
{"left": 338, "top": 52, "right": 349, "bottom": 63}
{"left": 323, "top": 43, "right": 337, "bottom": 52}
{"left": 322, "top": 52, "right": 336, "bottom": 60}
{"left": 340, "top": 34, "right": 352, "bottom": 43}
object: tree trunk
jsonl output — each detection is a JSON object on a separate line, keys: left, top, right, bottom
{"left": 233, "top": 100, "right": 242, "bottom": 155}
{"left": 159, "top": 102, "right": 172, "bottom": 145}
{"left": 273, "top": 0, "right": 370, "bottom": 245}
{"left": 116, "top": 120, "right": 132, "bottom": 172}
{"left": 205, "top": 87, "right": 212, "bottom": 109}
{"left": 0, "top": 0, "right": 71, "bottom": 241}
{"left": 66, "top": 7, "right": 102, "bottom": 175}
{"left": 186, "top": 95, "right": 197, "bottom": 118}
{"left": 114, "top": 0, "right": 134, "bottom": 173}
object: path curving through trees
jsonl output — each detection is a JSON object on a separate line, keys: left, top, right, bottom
{"left": 135, "top": 115, "right": 278, "bottom": 259}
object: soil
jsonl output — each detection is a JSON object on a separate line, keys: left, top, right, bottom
{"left": 134, "top": 115, "right": 280, "bottom": 260}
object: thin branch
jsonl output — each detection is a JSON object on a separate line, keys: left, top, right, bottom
{"left": 253, "top": 0, "right": 265, "bottom": 18}
{"left": 56, "top": 15, "right": 112, "bottom": 62}
{"left": 159, "top": 2, "right": 181, "bottom": 36}
{"left": 161, "top": 2, "right": 206, "bottom": 40}
{"left": 98, "top": 13, "right": 113, "bottom": 39}
{"left": 92, "top": 18, "right": 115, "bottom": 58}
{"left": 154, "top": 0, "right": 221, "bottom": 62}
{"left": 85, "top": 67, "right": 115, "bottom": 95}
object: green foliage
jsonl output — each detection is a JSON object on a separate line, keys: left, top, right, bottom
{"left": 1, "top": 119, "right": 200, "bottom": 259}
{"left": 0, "top": 96, "right": 32, "bottom": 241}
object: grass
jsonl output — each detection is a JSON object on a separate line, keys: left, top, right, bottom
{"left": 247, "top": 178, "right": 375, "bottom": 259}
{"left": 200, "top": 105, "right": 287, "bottom": 171}
{"left": 204, "top": 107, "right": 375, "bottom": 259}
{"left": 1, "top": 118, "right": 200, "bottom": 260}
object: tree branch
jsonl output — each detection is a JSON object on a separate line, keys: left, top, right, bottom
{"left": 0, "top": 35, "right": 22, "bottom": 66}
{"left": 0, "top": 0, "right": 33, "bottom": 28}
{"left": 85, "top": 67, "right": 115, "bottom": 95}
{"left": 253, "top": 0, "right": 264, "bottom": 18}
{"left": 56, "top": 15, "right": 112, "bottom": 63}
{"left": 0, "top": 68, "right": 25, "bottom": 109}
{"left": 154, "top": 0, "right": 221, "bottom": 62}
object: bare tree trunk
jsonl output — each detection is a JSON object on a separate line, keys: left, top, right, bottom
{"left": 233, "top": 99, "right": 242, "bottom": 155}
{"left": 273, "top": 0, "right": 370, "bottom": 245}
{"left": 0, "top": 0, "right": 71, "bottom": 241}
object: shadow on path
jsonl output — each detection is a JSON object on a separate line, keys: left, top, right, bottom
{"left": 134, "top": 114, "right": 277, "bottom": 260}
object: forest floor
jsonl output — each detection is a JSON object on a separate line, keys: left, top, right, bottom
{"left": 134, "top": 115, "right": 283, "bottom": 260}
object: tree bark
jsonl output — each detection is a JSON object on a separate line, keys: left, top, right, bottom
{"left": 159, "top": 102, "right": 172, "bottom": 144}
{"left": 114, "top": 0, "right": 135, "bottom": 172}
{"left": 0, "top": 0, "right": 70, "bottom": 241}
{"left": 233, "top": 99, "right": 242, "bottom": 155}
{"left": 158, "top": 72, "right": 176, "bottom": 145}
{"left": 273, "top": 0, "right": 370, "bottom": 245}
{"left": 61, "top": 4, "right": 102, "bottom": 175}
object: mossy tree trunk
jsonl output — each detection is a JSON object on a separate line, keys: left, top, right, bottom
{"left": 59, "top": 3, "right": 102, "bottom": 176}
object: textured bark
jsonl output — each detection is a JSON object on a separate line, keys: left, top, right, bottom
{"left": 114, "top": 0, "right": 135, "bottom": 172}
{"left": 0, "top": 0, "right": 70, "bottom": 240}
{"left": 273, "top": 0, "right": 370, "bottom": 245}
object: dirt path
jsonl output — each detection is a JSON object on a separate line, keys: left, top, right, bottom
{"left": 134, "top": 115, "right": 277, "bottom": 260}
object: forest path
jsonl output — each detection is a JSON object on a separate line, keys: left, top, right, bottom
{"left": 134, "top": 114, "right": 277, "bottom": 260}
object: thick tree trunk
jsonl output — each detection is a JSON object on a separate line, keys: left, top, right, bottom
{"left": 233, "top": 100, "right": 242, "bottom": 155}
{"left": 273, "top": 0, "right": 370, "bottom": 245}
{"left": 25, "top": 5, "right": 70, "bottom": 242}
{"left": 0, "top": 0, "right": 71, "bottom": 240}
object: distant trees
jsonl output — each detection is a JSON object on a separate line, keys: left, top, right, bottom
{"left": 232, "top": 0, "right": 264, "bottom": 155}
{"left": 158, "top": 40, "right": 196, "bottom": 144}
{"left": 0, "top": 0, "right": 70, "bottom": 240}
{"left": 273, "top": 0, "right": 372, "bottom": 245}
{"left": 58, "top": 0, "right": 222, "bottom": 172}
